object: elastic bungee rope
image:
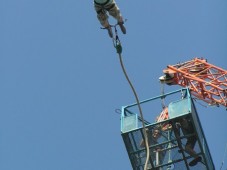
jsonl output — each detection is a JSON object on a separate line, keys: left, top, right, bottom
{"left": 112, "top": 26, "right": 150, "bottom": 170}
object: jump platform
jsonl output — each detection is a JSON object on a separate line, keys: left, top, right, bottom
{"left": 121, "top": 88, "right": 215, "bottom": 170}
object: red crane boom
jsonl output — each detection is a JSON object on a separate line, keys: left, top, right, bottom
{"left": 159, "top": 58, "right": 227, "bottom": 107}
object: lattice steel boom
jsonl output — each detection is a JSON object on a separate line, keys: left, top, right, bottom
{"left": 159, "top": 58, "right": 227, "bottom": 107}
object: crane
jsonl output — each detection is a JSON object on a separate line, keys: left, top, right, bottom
{"left": 159, "top": 58, "right": 227, "bottom": 108}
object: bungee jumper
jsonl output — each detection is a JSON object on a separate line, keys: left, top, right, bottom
{"left": 93, "top": 0, "right": 126, "bottom": 38}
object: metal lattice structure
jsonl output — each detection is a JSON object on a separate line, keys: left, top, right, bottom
{"left": 159, "top": 58, "right": 227, "bottom": 107}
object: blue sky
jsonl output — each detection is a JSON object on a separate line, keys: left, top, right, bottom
{"left": 1, "top": 0, "right": 227, "bottom": 170}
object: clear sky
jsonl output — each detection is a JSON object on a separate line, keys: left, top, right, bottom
{"left": 1, "top": 0, "right": 227, "bottom": 170}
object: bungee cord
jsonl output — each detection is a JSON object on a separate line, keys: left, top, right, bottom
{"left": 112, "top": 26, "right": 150, "bottom": 170}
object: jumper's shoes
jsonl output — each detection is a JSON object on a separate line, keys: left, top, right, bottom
{"left": 189, "top": 156, "right": 202, "bottom": 166}
{"left": 118, "top": 22, "right": 126, "bottom": 34}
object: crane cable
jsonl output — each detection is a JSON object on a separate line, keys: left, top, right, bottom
{"left": 112, "top": 26, "right": 150, "bottom": 170}
{"left": 160, "top": 82, "right": 166, "bottom": 109}
{"left": 220, "top": 142, "right": 227, "bottom": 170}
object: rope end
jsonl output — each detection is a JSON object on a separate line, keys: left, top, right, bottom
{"left": 116, "top": 43, "right": 122, "bottom": 54}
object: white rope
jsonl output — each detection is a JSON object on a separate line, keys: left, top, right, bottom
{"left": 118, "top": 53, "right": 150, "bottom": 170}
